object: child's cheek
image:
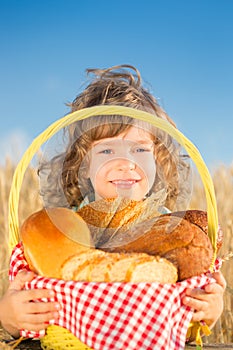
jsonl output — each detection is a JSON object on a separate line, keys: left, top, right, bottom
{"left": 135, "top": 153, "right": 156, "bottom": 184}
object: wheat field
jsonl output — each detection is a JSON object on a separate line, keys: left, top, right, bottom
{"left": 0, "top": 159, "right": 232, "bottom": 344}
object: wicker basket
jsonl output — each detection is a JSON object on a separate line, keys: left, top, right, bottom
{"left": 8, "top": 106, "right": 219, "bottom": 350}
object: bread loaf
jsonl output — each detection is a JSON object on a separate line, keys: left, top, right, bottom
{"left": 61, "top": 250, "right": 178, "bottom": 283}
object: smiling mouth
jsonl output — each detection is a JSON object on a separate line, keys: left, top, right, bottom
{"left": 110, "top": 180, "right": 139, "bottom": 188}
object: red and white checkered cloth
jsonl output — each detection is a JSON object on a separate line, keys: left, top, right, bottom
{"left": 9, "top": 243, "right": 221, "bottom": 350}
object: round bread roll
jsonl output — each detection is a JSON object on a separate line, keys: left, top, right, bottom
{"left": 20, "top": 207, "right": 92, "bottom": 278}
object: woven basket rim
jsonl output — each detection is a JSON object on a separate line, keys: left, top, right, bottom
{"left": 8, "top": 105, "right": 218, "bottom": 266}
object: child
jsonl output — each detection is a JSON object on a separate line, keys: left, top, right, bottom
{"left": 39, "top": 65, "right": 191, "bottom": 213}
{"left": 0, "top": 65, "right": 226, "bottom": 339}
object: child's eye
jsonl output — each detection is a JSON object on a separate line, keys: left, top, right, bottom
{"left": 99, "top": 149, "right": 113, "bottom": 154}
{"left": 134, "top": 147, "right": 151, "bottom": 153}
{"left": 136, "top": 148, "right": 147, "bottom": 152}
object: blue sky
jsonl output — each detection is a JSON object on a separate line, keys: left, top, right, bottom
{"left": 0, "top": 0, "right": 232, "bottom": 170}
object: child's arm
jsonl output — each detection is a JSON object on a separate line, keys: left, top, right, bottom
{"left": 182, "top": 271, "right": 226, "bottom": 328}
{"left": 0, "top": 270, "right": 61, "bottom": 338}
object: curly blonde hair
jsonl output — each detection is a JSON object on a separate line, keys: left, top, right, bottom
{"left": 39, "top": 65, "right": 191, "bottom": 210}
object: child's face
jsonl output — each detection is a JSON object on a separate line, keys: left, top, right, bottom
{"left": 87, "top": 126, "right": 156, "bottom": 201}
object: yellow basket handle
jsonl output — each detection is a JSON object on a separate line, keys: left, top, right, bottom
{"left": 8, "top": 105, "right": 218, "bottom": 266}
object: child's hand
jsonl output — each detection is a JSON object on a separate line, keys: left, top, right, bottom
{"left": 182, "top": 271, "right": 226, "bottom": 328}
{"left": 0, "top": 270, "right": 61, "bottom": 338}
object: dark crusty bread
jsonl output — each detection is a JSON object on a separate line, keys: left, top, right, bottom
{"left": 100, "top": 215, "right": 195, "bottom": 255}
{"left": 162, "top": 225, "right": 214, "bottom": 280}
{"left": 170, "top": 209, "right": 223, "bottom": 251}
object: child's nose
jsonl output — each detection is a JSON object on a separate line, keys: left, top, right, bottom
{"left": 115, "top": 158, "right": 136, "bottom": 171}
